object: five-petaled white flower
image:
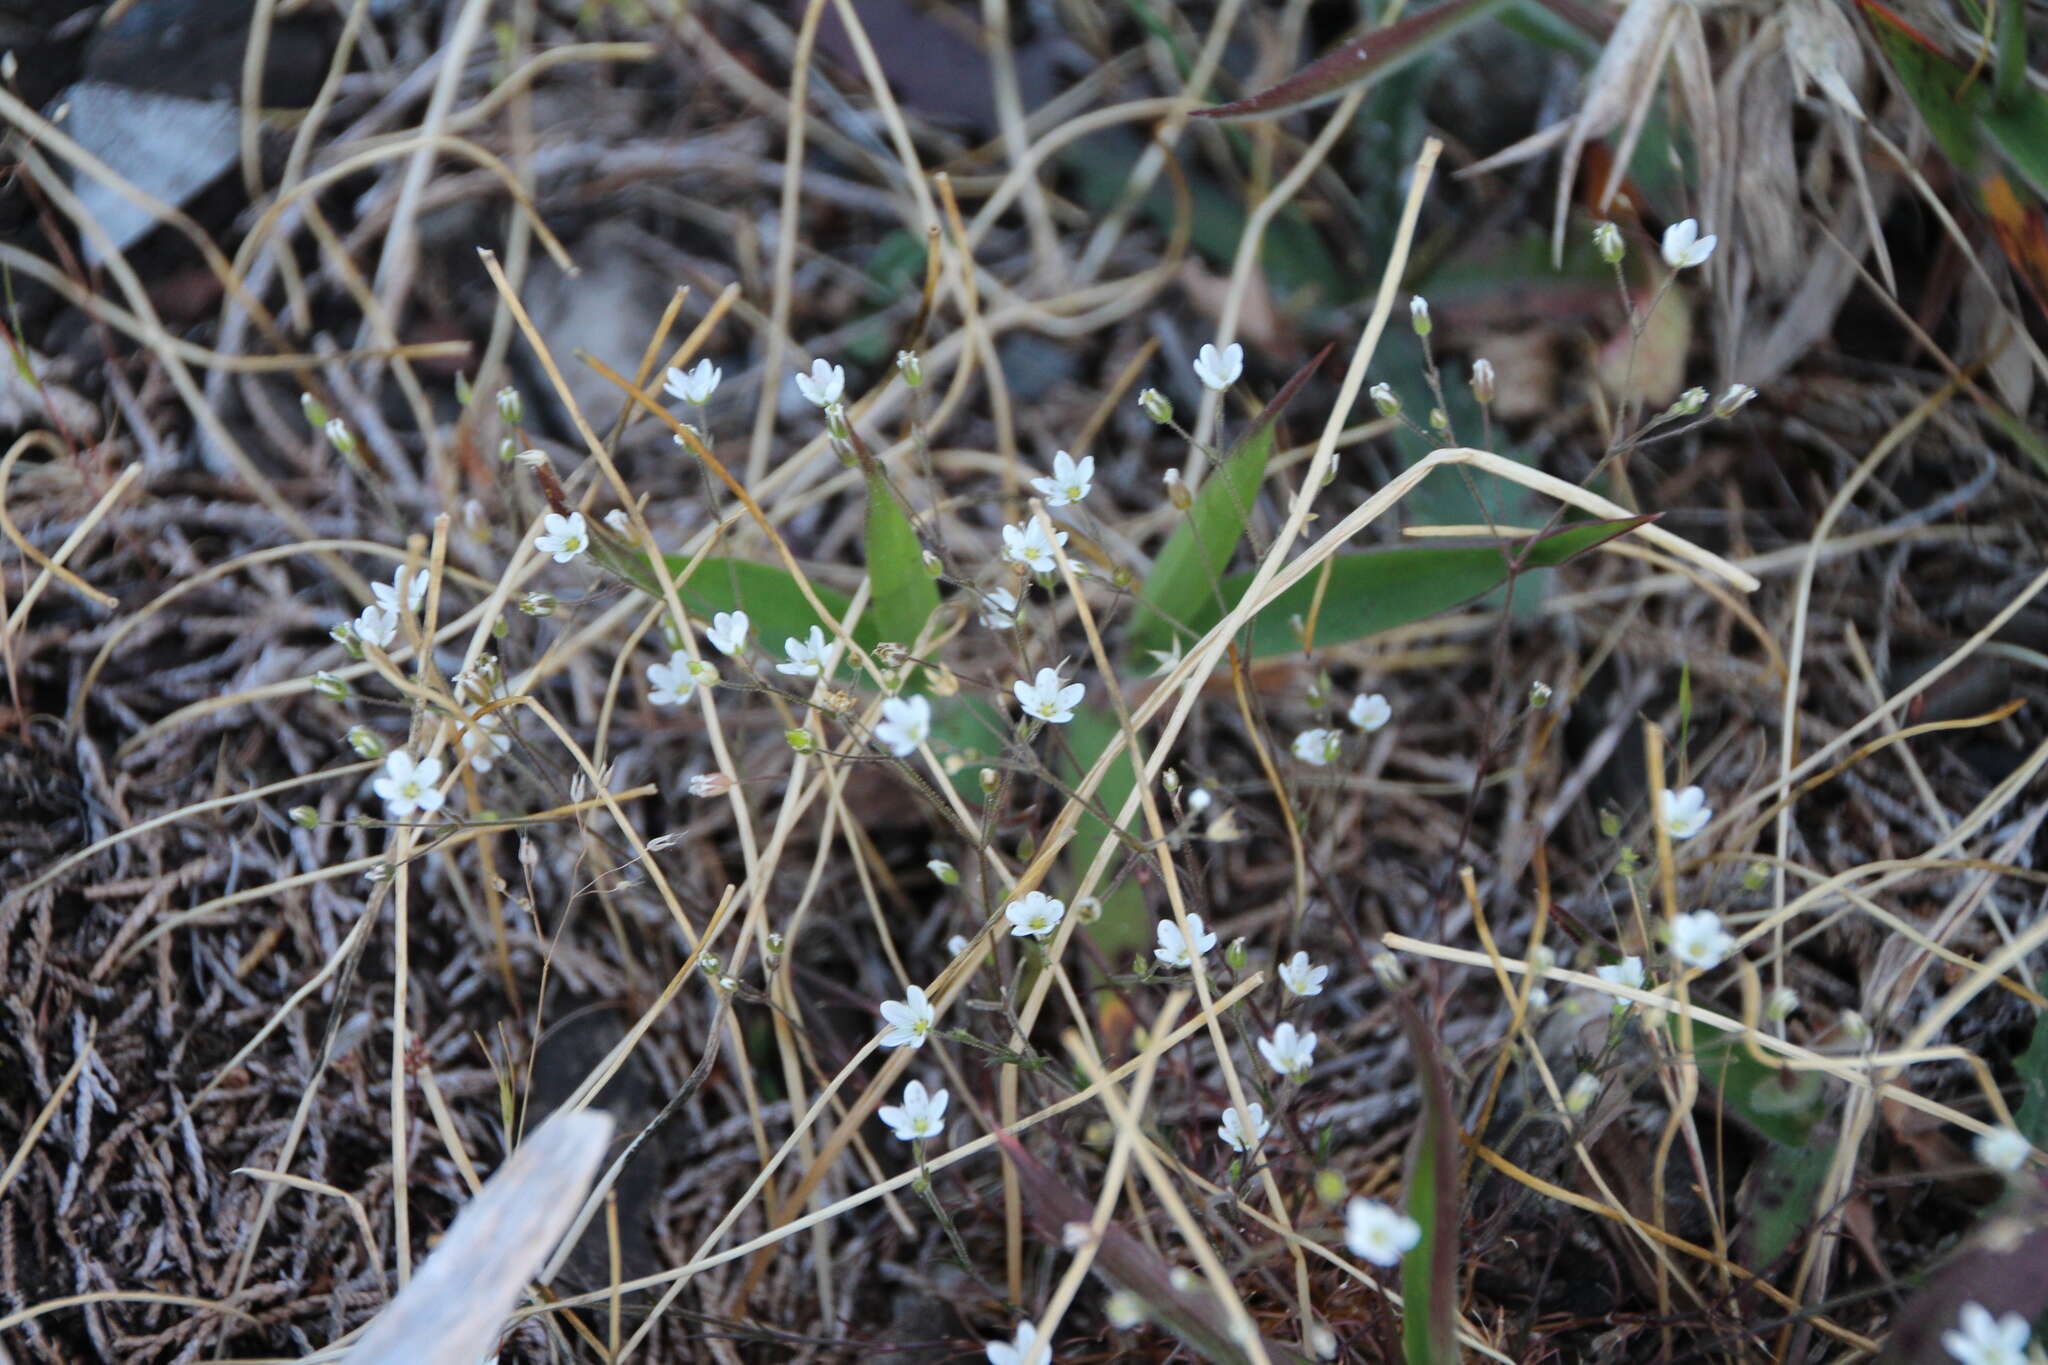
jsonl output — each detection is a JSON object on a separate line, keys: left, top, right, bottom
{"left": 706, "top": 610, "right": 749, "bottom": 657}
{"left": 1278, "top": 951, "right": 1328, "bottom": 998}
{"left": 665, "top": 358, "right": 721, "bottom": 405}
{"left": 1001, "top": 520, "right": 1069, "bottom": 573}
{"left": 878, "top": 1079, "right": 949, "bottom": 1144}
{"left": 1005, "top": 890, "right": 1067, "bottom": 940}
{"left": 793, "top": 358, "right": 845, "bottom": 407}
{"left": 1258, "top": 1022, "right": 1317, "bottom": 1080}
{"left": 1348, "top": 693, "right": 1392, "bottom": 732}
{"left": 873, "top": 695, "right": 933, "bottom": 757}
{"left": 462, "top": 717, "right": 510, "bottom": 773}
{"left": 1596, "top": 956, "right": 1646, "bottom": 991}
{"left": 1218, "top": 1100, "right": 1270, "bottom": 1153}
{"left": 1660, "top": 218, "right": 1717, "bottom": 270}
{"left": 1659, "top": 785, "right": 1712, "bottom": 840}
{"left": 978, "top": 586, "right": 1018, "bottom": 630}
{"left": 1014, "top": 668, "right": 1084, "bottom": 725}
{"left": 1030, "top": 450, "right": 1094, "bottom": 508}
{"left": 1942, "top": 1302, "right": 2032, "bottom": 1365}
{"left": 1669, "top": 909, "right": 1736, "bottom": 971}
{"left": 777, "top": 626, "right": 836, "bottom": 678}
{"left": 1193, "top": 341, "right": 1244, "bottom": 392}
{"left": 984, "top": 1320, "right": 1044, "bottom": 1365}
{"left": 1345, "top": 1197, "right": 1423, "bottom": 1267}
{"left": 1292, "top": 728, "right": 1342, "bottom": 766}
{"left": 373, "top": 568, "right": 428, "bottom": 617}
{"left": 354, "top": 604, "right": 398, "bottom": 650}
{"left": 1153, "top": 914, "right": 1217, "bottom": 968}
{"left": 1974, "top": 1126, "right": 2034, "bottom": 1173}
{"left": 535, "top": 511, "right": 589, "bottom": 563}
{"left": 878, "top": 985, "right": 937, "bottom": 1049}
{"left": 373, "top": 750, "right": 445, "bottom": 820}
{"left": 646, "top": 651, "right": 697, "bottom": 707}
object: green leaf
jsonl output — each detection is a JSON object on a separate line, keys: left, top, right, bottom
{"left": 1981, "top": 86, "right": 2048, "bottom": 201}
{"left": 1859, "top": 1, "right": 1986, "bottom": 174}
{"left": 1054, "top": 705, "right": 1149, "bottom": 964}
{"left": 1189, "top": 518, "right": 1645, "bottom": 658}
{"left": 2013, "top": 976, "right": 2048, "bottom": 1144}
{"left": 860, "top": 468, "right": 938, "bottom": 648}
{"left": 1193, "top": 0, "right": 1512, "bottom": 122}
{"left": 1126, "top": 350, "right": 1326, "bottom": 660}
{"left": 656, "top": 555, "right": 874, "bottom": 660}
{"left": 1392, "top": 991, "right": 1460, "bottom": 1365}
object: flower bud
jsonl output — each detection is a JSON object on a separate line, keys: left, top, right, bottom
{"left": 979, "top": 767, "right": 1000, "bottom": 794}
{"left": 496, "top": 436, "right": 519, "bottom": 463}
{"left": 717, "top": 974, "right": 739, "bottom": 994}
{"left": 300, "top": 392, "right": 330, "bottom": 430}
{"left": 767, "top": 931, "right": 786, "bottom": 956}
{"left": 289, "top": 805, "right": 320, "bottom": 828}
{"left": 1074, "top": 896, "right": 1100, "bottom": 923}
{"left": 330, "top": 621, "right": 362, "bottom": 657}
{"left": 1471, "top": 357, "right": 1495, "bottom": 405}
{"left": 310, "top": 670, "right": 352, "bottom": 701}
{"left": 699, "top": 953, "right": 722, "bottom": 976}
{"left": 324, "top": 418, "right": 356, "bottom": 457}
{"left": 1741, "top": 861, "right": 1770, "bottom": 892}
{"left": 1428, "top": 406, "right": 1449, "bottom": 433}
{"left": 1163, "top": 468, "right": 1192, "bottom": 510}
{"left": 1713, "top": 383, "right": 1757, "bottom": 418}
{"left": 1315, "top": 1168, "right": 1346, "bottom": 1205}
{"left": 1565, "top": 1072, "right": 1600, "bottom": 1115}
{"left": 1409, "top": 295, "right": 1431, "bottom": 336}
{"left": 1669, "top": 387, "right": 1708, "bottom": 417}
{"left": 825, "top": 402, "right": 851, "bottom": 441}
{"left": 922, "top": 549, "right": 943, "bottom": 577}
{"left": 1106, "top": 1290, "right": 1145, "bottom": 1330}
{"left": 1766, "top": 986, "right": 1800, "bottom": 1021}
{"left": 496, "top": 385, "right": 523, "bottom": 426}
{"left": 346, "top": 725, "right": 385, "bottom": 759}
{"left": 896, "top": 350, "right": 923, "bottom": 386}
{"left": 1138, "top": 387, "right": 1173, "bottom": 425}
{"left": 1593, "top": 220, "right": 1625, "bottom": 264}
{"left": 928, "top": 858, "right": 959, "bottom": 885}
{"left": 1224, "top": 937, "right": 1248, "bottom": 971}
{"left": 1162, "top": 768, "right": 1181, "bottom": 793}
{"left": 1369, "top": 382, "right": 1400, "bottom": 417}
{"left": 1370, "top": 949, "right": 1408, "bottom": 990}
{"left": 518, "top": 591, "right": 556, "bottom": 617}
{"left": 1529, "top": 680, "right": 1553, "bottom": 708}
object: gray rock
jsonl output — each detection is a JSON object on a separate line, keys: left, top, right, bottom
{"left": 48, "top": 82, "right": 238, "bottom": 264}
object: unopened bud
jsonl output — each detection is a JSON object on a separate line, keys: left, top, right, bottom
{"left": 1428, "top": 407, "right": 1449, "bottom": 433}
{"left": 1224, "top": 937, "right": 1248, "bottom": 971}
{"left": 1471, "top": 357, "right": 1495, "bottom": 405}
{"left": 300, "top": 392, "right": 330, "bottom": 430}
{"left": 928, "top": 859, "right": 959, "bottom": 885}
{"left": 1408, "top": 295, "right": 1431, "bottom": 336}
{"left": 1370, "top": 949, "right": 1408, "bottom": 990}
{"left": 1369, "top": 382, "right": 1400, "bottom": 417}
{"left": 497, "top": 436, "right": 519, "bottom": 462}
{"left": 1766, "top": 986, "right": 1801, "bottom": 1021}
{"left": 699, "top": 953, "right": 722, "bottom": 976}
{"left": 324, "top": 418, "right": 355, "bottom": 456}
{"left": 1741, "top": 861, "right": 1770, "bottom": 892}
{"left": 289, "top": 805, "right": 320, "bottom": 828}
{"left": 310, "top": 670, "right": 352, "bottom": 701}
{"left": 1106, "top": 1290, "right": 1145, "bottom": 1329}
{"left": 1314, "top": 1169, "right": 1346, "bottom": 1205}
{"left": 784, "top": 728, "right": 817, "bottom": 754}
{"left": 1565, "top": 1072, "right": 1600, "bottom": 1115}
{"left": 766, "top": 931, "right": 786, "bottom": 955}
{"left": 922, "top": 549, "right": 943, "bottom": 577}
{"left": 346, "top": 725, "right": 385, "bottom": 759}
{"left": 1138, "top": 387, "right": 1173, "bottom": 424}
{"left": 1669, "top": 387, "right": 1708, "bottom": 417}
{"left": 1073, "top": 896, "right": 1100, "bottom": 923}
{"left": 518, "top": 591, "right": 556, "bottom": 617}
{"left": 1162, "top": 768, "right": 1181, "bottom": 793}
{"left": 896, "top": 350, "right": 923, "bottom": 386}
{"left": 496, "top": 385, "right": 523, "bottom": 425}
{"left": 1529, "top": 680, "right": 1553, "bottom": 708}
{"left": 979, "top": 767, "right": 1000, "bottom": 794}
{"left": 717, "top": 974, "right": 739, "bottom": 994}
{"left": 1593, "top": 220, "right": 1625, "bottom": 264}
{"left": 1163, "top": 468, "right": 1191, "bottom": 509}
{"left": 1840, "top": 1010, "right": 1869, "bottom": 1041}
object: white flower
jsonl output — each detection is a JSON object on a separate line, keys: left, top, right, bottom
{"left": 877, "top": 1078, "right": 949, "bottom": 1143}
{"left": 665, "top": 358, "right": 721, "bottom": 405}
{"left": 793, "top": 358, "right": 845, "bottom": 407}
{"left": 1660, "top": 218, "right": 1717, "bottom": 270}
{"left": 372, "top": 568, "right": 428, "bottom": 616}
{"left": 706, "top": 610, "right": 749, "bottom": 657}
{"left": 1185, "top": 787, "right": 1212, "bottom": 813}
{"left": 1147, "top": 639, "right": 1183, "bottom": 677}
{"left": 776, "top": 626, "right": 835, "bottom": 678}
{"left": 1153, "top": 914, "right": 1216, "bottom": 968}
{"left": 1659, "top": 785, "right": 1712, "bottom": 840}
{"left": 1714, "top": 383, "right": 1757, "bottom": 417}
{"left": 1345, "top": 1197, "right": 1423, "bottom": 1267}
{"left": 1525, "top": 944, "right": 1556, "bottom": 1006}
{"left": 647, "top": 651, "right": 696, "bottom": 707}
{"left": 372, "top": 750, "right": 445, "bottom": 820}
{"left": 1347, "top": 693, "right": 1392, "bottom": 732}
{"left": 978, "top": 587, "right": 1018, "bottom": 630}
{"left": 1278, "top": 951, "right": 1328, "bottom": 997}
{"left": 1292, "top": 728, "right": 1342, "bottom": 766}
{"left": 687, "top": 659, "right": 719, "bottom": 689}
{"left": 1014, "top": 667, "right": 1084, "bottom": 725}
{"left": 1257, "top": 1022, "right": 1317, "bottom": 1080}
{"left": 534, "top": 511, "right": 589, "bottom": 563}
{"left": 1595, "top": 956, "right": 1646, "bottom": 991}
{"left": 604, "top": 509, "right": 633, "bottom": 539}
{"left": 1000, "top": 520, "right": 1068, "bottom": 573}
{"left": 878, "top": 985, "right": 937, "bottom": 1049}
{"left": 1766, "top": 986, "right": 1801, "bottom": 1020}
{"left": 1974, "top": 1126, "right": 2034, "bottom": 1173}
{"left": 873, "top": 694, "right": 932, "bottom": 757}
{"left": 1942, "top": 1302, "right": 2031, "bottom": 1365}
{"left": 1192, "top": 341, "right": 1244, "bottom": 392}
{"left": 1217, "top": 1101, "right": 1270, "bottom": 1153}
{"left": 462, "top": 717, "right": 510, "bottom": 773}
{"left": 1030, "top": 450, "right": 1094, "bottom": 507}
{"left": 1005, "top": 890, "right": 1067, "bottom": 940}
{"left": 1669, "top": 909, "right": 1736, "bottom": 971}
{"left": 354, "top": 604, "right": 398, "bottom": 650}
{"left": 946, "top": 933, "right": 972, "bottom": 957}
{"left": 984, "top": 1321, "right": 1043, "bottom": 1365}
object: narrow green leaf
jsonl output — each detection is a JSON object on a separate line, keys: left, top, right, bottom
{"left": 1189, "top": 518, "right": 1645, "bottom": 658}
{"left": 1859, "top": 1, "right": 1985, "bottom": 174}
{"left": 1193, "top": 0, "right": 1511, "bottom": 123}
{"left": 860, "top": 468, "right": 938, "bottom": 648}
{"left": 1995, "top": 0, "right": 2028, "bottom": 106}
{"left": 1055, "top": 705, "right": 1149, "bottom": 964}
{"left": 2013, "top": 976, "right": 2048, "bottom": 1144}
{"left": 1126, "top": 349, "right": 1327, "bottom": 659}
{"left": 1392, "top": 992, "right": 1459, "bottom": 1365}
{"left": 1981, "top": 87, "right": 2048, "bottom": 201}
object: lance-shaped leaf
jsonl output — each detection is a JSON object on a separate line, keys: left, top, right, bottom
{"left": 860, "top": 464, "right": 939, "bottom": 649}
{"left": 994, "top": 1132, "right": 1313, "bottom": 1365}
{"left": 1126, "top": 347, "right": 1327, "bottom": 660}
{"left": 1390, "top": 990, "right": 1460, "bottom": 1365}
{"left": 1194, "top": 0, "right": 1512, "bottom": 123}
